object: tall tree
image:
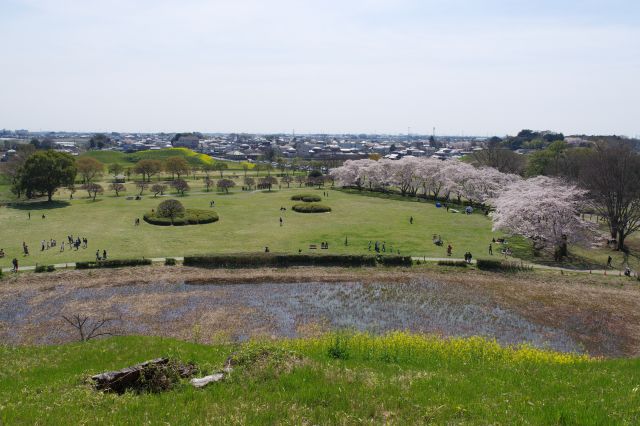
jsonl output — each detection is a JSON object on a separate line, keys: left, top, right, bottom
{"left": 580, "top": 140, "right": 640, "bottom": 251}
{"left": 76, "top": 157, "right": 104, "bottom": 184}
{"left": 1, "top": 144, "right": 35, "bottom": 198}
{"left": 212, "top": 162, "right": 228, "bottom": 178}
{"left": 108, "top": 163, "right": 124, "bottom": 181}
{"left": 17, "top": 151, "right": 77, "bottom": 201}
{"left": 492, "top": 176, "right": 594, "bottom": 260}
{"left": 470, "top": 141, "right": 525, "bottom": 175}
{"left": 134, "top": 159, "right": 162, "bottom": 182}
{"left": 164, "top": 156, "right": 190, "bottom": 180}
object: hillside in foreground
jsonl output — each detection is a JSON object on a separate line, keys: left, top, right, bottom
{"left": 1, "top": 333, "right": 638, "bottom": 425}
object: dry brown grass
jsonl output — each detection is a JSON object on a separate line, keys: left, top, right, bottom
{"left": 1, "top": 265, "right": 639, "bottom": 356}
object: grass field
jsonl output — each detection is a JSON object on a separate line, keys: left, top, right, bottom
{"left": 0, "top": 181, "right": 501, "bottom": 269}
{"left": 1, "top": 176, "right": 638, "bottom": 270}
{"left": 81, "top": 147, "right": 252, "bottom": 169}
{"left": 0, "top": 333, "right": 638, "bottom": 424}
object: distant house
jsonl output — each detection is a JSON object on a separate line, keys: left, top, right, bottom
{"left": 173, "top": 135, "right": 200, "bottom": 149}
{"left": 225, "top": 150, "right": 246, "bottom": 161}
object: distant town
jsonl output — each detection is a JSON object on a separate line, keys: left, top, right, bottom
{"left": 1, "top": 128, "right": 621, "bottom": 165}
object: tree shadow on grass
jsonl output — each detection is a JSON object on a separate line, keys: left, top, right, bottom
{"left": 7, "top": 200, "right": 71, "bottom": 210}
{"left": 508, "top": 236, "right": 606, "bottom": 270}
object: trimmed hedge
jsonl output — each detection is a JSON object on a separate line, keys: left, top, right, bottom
{"left": 291, "top": 194, "right": 322, "bottom": 202}
{"left": 377, "top": 255, "right": 413, "bottom": 267}
{"left": 35, "top": 264, "right": 56, "bottom": 273}
{"left": 437, "top": 260, "right": 467, "bottom": 267}
{"left": 144, "top": 209, "right": 219, "bottom": 226}
{"left": 165, "top": 258, "right": 177, "bottom": 266}
{"left": 183, "top": 254, "right": 412, "bottom": 268}
{"left": 76, "top": 258, "right": 152, "bottom": 270}
{"left": 292, "top": 203, "right": 331, "bottom": 213}
{"left": 476, "top": 259, "right": 532, "bottom": 272}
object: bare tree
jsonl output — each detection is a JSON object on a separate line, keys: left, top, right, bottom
{"left": 151, "top": 183, "right": 167, "bottom": 197}
{"left": 109, "top": 183, "right": 126, "bottom": 197}
{"left": 136, "top": 181, "right": 148, "bottom": 195}
{"left": 281, "top": 175, "right": 293, "bottom": 188}
{"left": 580, "top": 140, "right": 640, "bottom": 251}
{"left": 62, "top": 314, "right": 115, "bottom": 342}
{"left": 470, "top": 141, "right": 525, "bottom": 175}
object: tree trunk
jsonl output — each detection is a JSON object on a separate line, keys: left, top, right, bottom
{"left": 617, "top": 231, "right": 627, "bottom": 252}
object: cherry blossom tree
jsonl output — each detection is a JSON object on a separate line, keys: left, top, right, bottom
{"left": 492, "top": 176, "right": 595, "bottom": 260}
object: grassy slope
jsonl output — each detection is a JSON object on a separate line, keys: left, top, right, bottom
{"left": 0, "top": 334, "right": 638, "bottom": 424}
{"left": 0, "top": 185, "right": 502, "bottom": 269}
{"left": 81, "top": 147, "right": 251, "bottom": 169}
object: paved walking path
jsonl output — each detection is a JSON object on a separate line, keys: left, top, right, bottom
{"left": 1, "top": 255, "right": 631, "bottom": 277}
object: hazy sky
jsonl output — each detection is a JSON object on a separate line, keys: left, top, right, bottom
{"left": 1, "top": 0, "right": 638, "bottom": 136}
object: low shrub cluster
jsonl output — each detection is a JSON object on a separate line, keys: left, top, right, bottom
{"left": 437, "top": 260, "right": 468, "bottom": 267}
{"left": 164, "top": 258, "right": 177, "bottom": 266}
{"left": 144, "top": 209, "right": 219, "bottom": 226}
{"left": 292, "top": 203, "right": 331, "bottom": 213}
{"left": 183, "top": 254, "right": 412, "bottom": 268}
{"left": 476, "top": 259, "right": 532, "bottom": 272}
{"left": 34, "top": 264, "right": 56, "bottom": 273}
{"left": 76, "top": 258, "right": 152, "bottom": 270}
{"left": 291, "top": 194, "right": 322, "bottom": 202}
{"left": 377, "top": 255, "right": 413, "bottom": 267}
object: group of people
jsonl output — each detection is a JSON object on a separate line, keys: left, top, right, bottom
{"left": 64, "top": 236, "right": 89, "bottom": 251}
{"left": 95, "top": 249, "right": 108, "bottom": 261}
{"left": 432, "top": 234, "right": 443, "bottom": 246}
{"left": 368, "top": 240, "right": 397, "bottom": 253}
{"left": 40, "top": 239, "right": 58, "bottom": 251}
{"left": 463, "top": 251, "right": 473, "bottom": 263}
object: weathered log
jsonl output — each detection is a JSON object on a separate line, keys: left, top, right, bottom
{"left": 91, "top": 358, "right": 169, "bottom": 393}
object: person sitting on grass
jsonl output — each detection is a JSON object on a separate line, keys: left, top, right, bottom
{"left": 447, "top": 244, "right": 453, "bottom": 256}
{"left": 0, "top": 248, "right": 5, "bottom": 258}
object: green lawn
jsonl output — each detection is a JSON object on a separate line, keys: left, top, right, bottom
{"left": 1, "top": 334, "right": 638, "bottom": 424}
{"left": 81, "top": 147, "right": 251, "bottom": 169}
{"left": 0, "top": 182, "right": 502, "bottom": 269}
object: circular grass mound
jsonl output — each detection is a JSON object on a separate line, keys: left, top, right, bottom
{"left": 291, "top": 194, "right": 322, "bottom": 202}
{"left": 144, "top": 209, "right": 219, "bottom": 226}
{"left": 292, "top": 203, "right": 331, "bottom": 213}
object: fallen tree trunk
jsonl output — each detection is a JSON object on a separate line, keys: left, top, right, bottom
{"left": 91, "top": 358, "right": 197, "bottom": 394}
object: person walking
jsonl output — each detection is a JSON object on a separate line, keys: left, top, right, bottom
{"left": 12, "top": 258, "right": 18, "bottom": 272}
{"left": 60, "top": 241, "right": 65, "bottom": 252}
{"left": 447, "top": 244, "right": 452, "bottom": 256}
{"left": 409, "top": 216, "right": 413, "bottom": 224}
{"left": 489, "top": 243, "right": 493, "bottom": 255}
{"left": 96, "top": 250, "right": 101, "bottom": 261}
{"left": 28, "top": 211, "right": 30, "bottom": 220}
{"left": 279, "top": 217, "right": 283, "bottom": 226}
{"left": 103, "top": 249, "right": 107, "bottom": 260}
{"left": 607, "top": 256, "right": 612, "bottom": 268}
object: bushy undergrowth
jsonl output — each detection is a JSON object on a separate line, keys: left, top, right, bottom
{"left": 76, "top": 258, "right": 152, "bottom": 269}
{"left": 477, "top": 259, "right": 533, "bottom": 272}
{"left": 292, "top": 203, "right": 331, "bottom": 213}
{"left": 164, "top": 258, "right": 177, "bottom": 266}
{"left": 291, "top": 194, "right": 322, "bottom": 202}
{"left": 144, "top": 209, "right": 218, "bottom": 226}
